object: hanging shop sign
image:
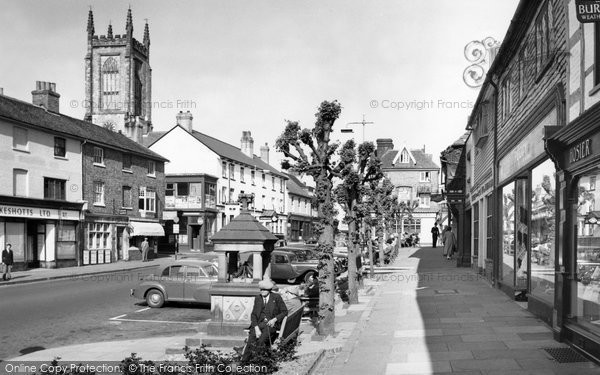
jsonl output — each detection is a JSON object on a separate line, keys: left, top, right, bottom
{"left": 576, "top": 1, "right": 600, "bottom": 23}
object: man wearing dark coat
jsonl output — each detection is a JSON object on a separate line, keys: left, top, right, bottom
{"left": 431, "top": 225, "right": 440, "bottom": 248}
{"left": 242, "top": 278, "right": 288, "bottom": 361}
{"left": 2, "top": 243, "right": 14, "bottom": 281}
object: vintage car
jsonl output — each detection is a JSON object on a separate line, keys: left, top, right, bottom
{"left": 269, "top": 250, "right": 318, "bottom": 284}
{"left": 130, "top": 259, "right": 218, "bottom": 308}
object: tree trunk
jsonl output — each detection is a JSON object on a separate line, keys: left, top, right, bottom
{"left": 347, "top": 220, "right": 359, "bottom": 304}
{"left": 378, "top": 223, "right": 386, "bottom": 267}
{"left": 316, "top": 174, "right": 335, "bottom": 336}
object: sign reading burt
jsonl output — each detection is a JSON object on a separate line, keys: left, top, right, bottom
{"left": 576, "top": 0, "right": 600, "bottom": 22}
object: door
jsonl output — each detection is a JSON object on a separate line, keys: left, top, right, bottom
{"left": 183, "top": 265, "right": 213, "bottom": 303}
{"left": 160, "top": 265, "right": 185, "bottom": 300}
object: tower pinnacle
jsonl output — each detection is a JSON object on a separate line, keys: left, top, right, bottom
{"left": 143, "top": 19, "right": 150, "bottom": 47}
{"left": 87, "top": 9, "right": 95, "bottom": 37}
{"left": 107, "top": 22, "right": 113, "bottom": 38}
{"left": 125, "top": 7, "right": 133, "bottom": 34}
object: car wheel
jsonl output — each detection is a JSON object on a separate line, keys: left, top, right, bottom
{"left": 146, "top": 289, "right": 165, "bottom": 308}
{"left": 304, "top": 271, "right": 316, "bottom": 283}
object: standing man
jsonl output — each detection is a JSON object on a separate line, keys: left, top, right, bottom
{"left": 141, "top": 237, "right": 149, "bottom": 262}
{"left": 242, "top": 279, "right": 288, "bottom": 361}
{"left": 2, "top": 243, "right": 14, "bottom": 281}
{"left": 431, "top": 225, "right": 440, "bottom": 248}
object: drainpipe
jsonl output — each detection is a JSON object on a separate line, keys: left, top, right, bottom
{"left": 489, "top": 78, "right": 499, "bottom": 288}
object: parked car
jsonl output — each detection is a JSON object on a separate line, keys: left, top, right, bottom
{"left": 267, "top": 250, "right": 318, "bottom": 284}
{"left": 130, "top": 259, "right": 218, "bottom": 308}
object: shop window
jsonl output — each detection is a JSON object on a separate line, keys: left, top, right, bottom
{"left": 190, "top": 183, "right": 202, "bottom": 197}
{"left": 57, "top": 223, "right": 76, "bottom": 259}
{"left": 501, "top": 183, "right": 515, "bottom": 287}
{"left": 93, "top": 181, "right": 105, "bottom": 205}
{"left": 44, "top": 178, "right": 66, "bottom": 200}
{"left": 473, "top": 202, "right": 479, "bottom": 258}
{"left": 205, "top": 183, "right": 216, "bottom": 208}
{"left": 87, "top": 223, "right": 111, "bottom": 250}
{"left": 13, "top": 127, "right": 28, "bottom": 151}
{"left": 54, "top": 137, "right": 66, "bottom": 157}
{"left": 122, "top": 153, "right": 132, "bottom": 171}
{"left": 13, "top": 169, "right": 28, "bottom": 197}
{"left": 204, "top": 216, "right": 216, "bottom": 243}
{"left": 138, "top": 187, "right": 156, "bottom": 212}
{"left": 166, "top": 183, "right": 174, "bottom": 197}
{"left": 177, "top": 182, "right": 189, "bottom": 196}
{"left": 93, "top": 147, "right": 104, "bottom": 165}
{"left": 595, "top": 23, "right": 600, "bottom": 86}
{"left": 514, "top": 179, "right": 529, "bottom": 291}
{"left": 486, "top": 194, "right": 493, "bottom": 260}
{"left": 573, "top": 169, "right": 600, "bottom": 326}
{"left": 530, "top": 160, "right": 556, "bottom": 304}
{"left": 122, "top": 186, "right": 132, "bottom": 208}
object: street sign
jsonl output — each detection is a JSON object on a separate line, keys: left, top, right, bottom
{"left": 576, "top": 0, "right": 600, "bottom": 22}
{"left": 173, "top": 224, "right": 180, "bottom": 234}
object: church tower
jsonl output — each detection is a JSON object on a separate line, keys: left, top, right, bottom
{"left": 84, "top": 8, "right": 152, "bottom": 143}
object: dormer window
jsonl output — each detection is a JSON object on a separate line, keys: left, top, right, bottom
{"left": 400, "top": 149, "right": 410, "bottom": 163}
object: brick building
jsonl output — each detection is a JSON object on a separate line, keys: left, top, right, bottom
{"left": 375, "top": 138, "right": 441, "bottom": 244}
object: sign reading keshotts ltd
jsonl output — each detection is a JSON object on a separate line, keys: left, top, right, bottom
{"left": 0, "top": 204, "right": 80, "bottom": 220}
{"left": 576, "top": 0, "right": 600, "bottom": 22}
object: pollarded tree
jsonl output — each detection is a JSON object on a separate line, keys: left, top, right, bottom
{"left": 333, "top": 140, "right": 383, "bottom": 304}
{"left": 366, "top": 178, "right": 397, "bottom": 266}
{"left": 275, "top": 100, "right": 348, "bottom": 335}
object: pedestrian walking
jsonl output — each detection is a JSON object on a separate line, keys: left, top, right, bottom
{"left": 141, "top": 237, "right": 149, "bottom": 262}
{"left": 442, "top": 225, "right": 456, "bottom": 260}
{"left": 431, "top": 225, "right": 439, "bottom": 248}
{"left": 2, "top": 243, "right": 14, "bottom": 281}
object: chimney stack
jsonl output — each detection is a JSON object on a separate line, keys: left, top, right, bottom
{"left": 376, "top": 138, "right": 394, "bottom": 156}
{"left": 260, "top": 143, "right": 270, "bottom": 164}
{"left": 32, "top": 81, "right": 60, "bottom": 113}
{"left": 241, "top": 131, "right": 254, "bottom": 157}
{"left": 176, "top": 111, "right": 193, "bottom": 133}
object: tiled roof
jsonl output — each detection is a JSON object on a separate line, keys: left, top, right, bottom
{"left": 284, "top": 173, "right": 312, "bottom": 198}
{"left": 0, "top": 94, "right": 168, "bottom": 162}
{"left": 211, "top": 212, "right": 278, "bottom": 244}
{"left": 381, "top": 148, "right": 439, "bottom": 170}
{"left": 145, "top": 125, "right": 287, "bottom": 178}
{"left": 142, "top": 131, "right": 167, "bottom": 147}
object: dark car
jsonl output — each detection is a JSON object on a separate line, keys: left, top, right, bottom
{"left": 130, "top": 259, "right": 218, "bottom": 308}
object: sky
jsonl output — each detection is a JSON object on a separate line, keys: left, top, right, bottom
{"left": 0, "top": 0, "right": 519, "bottom": 168}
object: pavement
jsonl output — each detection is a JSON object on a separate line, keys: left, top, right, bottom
{"left": 4, "top": 246, "right": 600, "bottom": 374}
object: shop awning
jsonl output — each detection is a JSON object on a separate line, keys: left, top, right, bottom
{"left": 128, "top": 221, "right": 165, "bottom": 237}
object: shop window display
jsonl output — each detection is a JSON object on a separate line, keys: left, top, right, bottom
{"left": 530, "top": 160, "right": 555, "bottom": 304}
{"left": 502, "top": 183, "right": 515, "bottom": 287}
{"left": 574, "top": 170, "right": 600, "bottom": 326}
{"left": 515, "top": 178, "right": 528, "bottom": 292}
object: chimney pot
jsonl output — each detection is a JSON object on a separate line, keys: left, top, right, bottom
{"left": 176, "top": 111, "right": 193, "bottom": 133}
{"left": 260, "top": 142, "right": 270, "bottom": 164}
{"left": 32, "top": 81, "right": 60, "bottom": 113}
{"left": 241, "top": 131, "right": 254, "bottom": 158}
{"left": 376, "top": 138, "right": 394, "bottom": 156}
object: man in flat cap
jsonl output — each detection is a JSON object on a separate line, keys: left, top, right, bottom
{"left": 242, "top": 278, "right": 288, "bottom": 361}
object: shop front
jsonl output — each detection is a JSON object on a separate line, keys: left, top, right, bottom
{"left": 288, "top": 213, "right": 313, "bottom": 242}
{"left": 545, "top": 108, "right": 600, "bottom": 360}
{"left": 0, "top": 198, "right": 83, "bottom": 270}
{"left": 497, "top": 108, "right": 559, "bottom": 325}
